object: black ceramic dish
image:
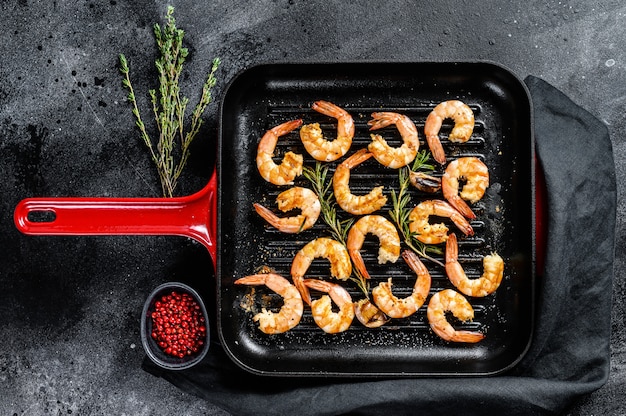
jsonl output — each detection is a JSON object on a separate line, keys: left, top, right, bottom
{"left": 141, "top": 282, "right": 210, "bottom": 371}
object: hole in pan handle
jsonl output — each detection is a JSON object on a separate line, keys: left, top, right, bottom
{"left": 13, "top": 170, "right": 218, "bottom": 271}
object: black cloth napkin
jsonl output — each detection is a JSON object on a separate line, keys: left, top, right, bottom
{"left": 142, "top": 76, "right": 616, "bottom": 416}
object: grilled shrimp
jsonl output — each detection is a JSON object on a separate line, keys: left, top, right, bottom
{"left": 408, "top": 199, "right": 474, "bottom": 245}
{"left": 424, "top": 100, "right": 475, "bottom": 164}
{"left": 367, "top": 112, "right": 419, "bottom": 168}
{"left": 253, "top": 187, "right": 321, "bottom": 233}
{"left": 354, "top": 298, "right": 389, "bottom": 328}
{"left": 235, "top": 273, "right": 303, "bottom": 334}
{"left": 445, "top": 233, "right": 504, "bottom": 297}
{"left": 300, "top": 100, "right": 354, "bottom": 162}
{"left": 333, "top": 148, "right": 387, "bottom": 215}
{"left": 442, "top": 156, "right": 489, "bottom": 220}
{"left": 290, "top": 237, "right": 352, "bottom": 305}
{"left": 346, "top": 215, "right": 400, "bottom": 279}
{"left": 409, "top": 171, "right": 441, "bottom": 193}
{"left": 256, "top": 119, "right": 304, "bottom": 185}
{"left": 303, "top": 279, "right": 355, "bottom": 334}
{"left": 427, "top": 288, "right": 484, "bottom": 343}
{"left": 371, "top": 250, "right": 431, "bottom": 319}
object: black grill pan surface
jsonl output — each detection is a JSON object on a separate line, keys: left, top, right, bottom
{"left": 217, "top": 62, "right": 535, "bottom": 377}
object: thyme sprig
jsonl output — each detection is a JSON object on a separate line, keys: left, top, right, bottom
{"left": 302, "top": 163, "right": 369, "bottom": 296}
{"left": 389, "top": 150, "right": 444, "bottom": 268}
{"left": 119, "top": 6, "right": 220, "bottom": 197}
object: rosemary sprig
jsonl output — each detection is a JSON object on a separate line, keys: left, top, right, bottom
{"left": 410, "top": 148, "right": 437, "bottom": 175}
{"left": 350, "top": 265, "right": 370, "bottom": 297}
{"left": 302, "top": 163, "right": 369, "bottom": 296}
{"left": 389, "top": 150, "right": 444, "bottom": 267}
{"left": 302, "top": 163, "right": 354, "bottom": 246}
{"left": 119, "top": 6, "right": 220, "bottom": 197}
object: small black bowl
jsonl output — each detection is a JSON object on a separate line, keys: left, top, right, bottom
{"left": 141, "top": 282, "right": 210, "bottom": 370}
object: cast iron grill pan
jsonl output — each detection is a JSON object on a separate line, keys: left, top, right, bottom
{"left": 217, "top": 62, "right": 534, "bottom": 377}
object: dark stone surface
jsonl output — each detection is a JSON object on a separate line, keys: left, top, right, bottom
{"left": 1, "top": 0, "right": 623, "bottom": 414}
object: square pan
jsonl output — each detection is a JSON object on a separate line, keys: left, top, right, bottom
{"left": 217, "top": 61, "right": 535, "bottom": 377}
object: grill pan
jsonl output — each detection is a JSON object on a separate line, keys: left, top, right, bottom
{"left": 217, "top": 62, "right": 535, "bottom": 377}
{"left": 13, "top": 61, "right": 535, "bottom": 378}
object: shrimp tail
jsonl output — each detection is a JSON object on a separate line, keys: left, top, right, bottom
{"left": 445, "top": 233, "right": 459, "bottom": 263}
{"left": 292, "top": 275, "right": 311, "bottom": 306}
{"left": 454, "top": 214, "right": 475, "bottom": 236}
{"left": 234, "top": 274, "right": 265, "bottom": 286}
{"left": 425, "top": 134, "right": 447, "bottom": 165}
{"left": 253, "top": 202, "right": 307, "bottom": 234}
{"left": 402, "top": 249, "right": 427, "bottom": 275}
{"left": 348, "top": 249, "right": 372, "bottom": 279}
{"left": 345, "top": 148, "right": 373, "bottom": 167}
{"left": 445, "top": 203, "right": 475, "bottom": 235}
{"left": 235, "top": 273, "right": 282, "bottom": 293}
{"left": 254, "top": 203, "right": 282, "bottom": 227}
{"left": 445, "top": 233, "right": 466, "bottom": 290}
{"left": 449, "top": 196, "right": 477, "bottom": 220}
{"left": 275, "top": 118, "right": 304, "bottom": 135}
{"left": 302, "top": 278, "right": 328, "bottom": 292}
{"left": 367, "top": 112, "right": 395, "bottom": 130}
{"left": 448, "top": 330, "right": 485, "bottom": 343}
{"left": 312, "top": 100, "right": 340, "bottom": 117}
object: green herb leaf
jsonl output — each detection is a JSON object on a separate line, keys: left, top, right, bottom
{"left": 302, "top": 162, "right": 368, "bottom": 296}
{"left": 119, "top": 6, "right": 221, "bottom": 197}
{"left": 389, "top": 151, "right": 444, "bottom": 267}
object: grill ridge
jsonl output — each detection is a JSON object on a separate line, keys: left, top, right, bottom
{"left": 248, "top": 102, "right": 496, "bottom": 335}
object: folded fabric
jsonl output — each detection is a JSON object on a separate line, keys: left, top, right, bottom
{"left": 143, "top": 75, "right": 616, "bottom": 416}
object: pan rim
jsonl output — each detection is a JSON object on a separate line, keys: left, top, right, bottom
{"left": 216, "top": 60, "right": 536, "bottom": 378}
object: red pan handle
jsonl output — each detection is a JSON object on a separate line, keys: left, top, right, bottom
{"left": 14, "top": 170, "right": 218, "bottom": 270}
{"left": 535, "top": 154, "right": 547, "bottom": 278}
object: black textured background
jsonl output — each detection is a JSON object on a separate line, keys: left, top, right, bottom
{"left": 1, "top": 1, "right": 623, "bottom": 414}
